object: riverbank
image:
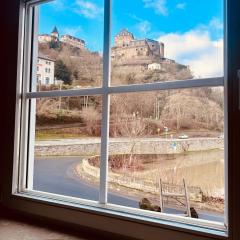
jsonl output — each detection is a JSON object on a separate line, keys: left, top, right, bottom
{"left": 74, "top": 154, "right": 224, "bottom": 214}
{"left": 34, "top": 137, "right": 225, "bottom": 213}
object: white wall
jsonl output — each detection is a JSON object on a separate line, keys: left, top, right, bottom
{"left": 148, "top": 63, "right": 161, "bottom": 70}
{"left": 37, "top": 57, "right": 55, "bottom": 85}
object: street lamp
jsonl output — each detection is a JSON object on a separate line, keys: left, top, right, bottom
{"left": 55, "top": 80, "right": 64, "bottom": 110}
{"left": 163, "top": 126, "right": 168, "bottom": 139}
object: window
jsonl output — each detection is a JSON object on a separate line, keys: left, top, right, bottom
{"left": 37, "top": 74, "right": 41, "bottom": 82}
{"left": 45, "top": 77, "right": 49, "bottom": 84}
{"left": 46, "top": 68, "right": 50, "bottom": 73}
{"left": 13, "top": 0, "right": 227, "bottom": 238}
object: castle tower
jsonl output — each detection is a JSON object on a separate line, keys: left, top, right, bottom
{"left": 51, "top": 26, "right": 59, "bottom": 41}
{"left": 115, "top": 29, "right": 134, "bottom": 47}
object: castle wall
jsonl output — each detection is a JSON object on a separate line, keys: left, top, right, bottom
{"left": 61, "top": 35, "right": 85, "bottom": 49}
{"left": 113, "top": 32, "right": 165, "bottom": 60}
{"left": 112, "top": 45, "right": 150, "bottom": 60}
{"left": 129, "top": 40, "right": 146, "bottom": 47}
{"left": 115, "top": 35, "right": 133, "bottom": 47}
{"left": 146, "top": 39, "right": 161, "bottom": 56}
{"left": 38, "top": 35, "right": 52, "bottom": 43}
{"left": 115, "top": 29, "right": 134, "bottom": 47}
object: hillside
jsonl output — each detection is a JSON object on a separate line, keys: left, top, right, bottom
{"left": 36, "top": 42, "right": 224, "bottom": 138}
{"left": 39, "top": 42, "right": 192, "bottom": 86}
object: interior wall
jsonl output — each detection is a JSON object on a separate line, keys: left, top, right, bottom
{"left": 1, "top": 1, "right": 240, "bottom": 239}
{"left": 0, "top": 0, "right": 20, "bottom": 206}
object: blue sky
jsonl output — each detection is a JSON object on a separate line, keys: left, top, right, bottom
{"left": 39, "top": 0, "right": 224, "bottom": 77}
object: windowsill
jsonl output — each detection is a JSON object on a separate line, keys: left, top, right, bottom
{"left": 7, "top": 190, "right": 228, "bottom": 240}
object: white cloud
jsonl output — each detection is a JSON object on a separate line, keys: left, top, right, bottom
{"left": 128, "top": 13, "right": 143, "bottom": 22}
{"left": 143, "top": 0, "right": 168, "bottom": 16}
{"left": 62, "top": 26, "right": 83, "bottom": 36}
{"left": 74, "top": 0, "right": 103, "bottom": 19}
{"left": 159, "top": 28, "right": 223, "bottom": 78}
{"left": 128, "top": 13, "right": 151, "bottom": 36}
{"left": 176, "top": 3, "right": 186, "bottom": 10}
{"left": 50, "top": 0, "right": 65, "bottom": 11}
{"left": 136, "top": 20, "right": 151, "bottom": 35}
{"left": 209, "top": 17, "right": 224, "bottom": 30}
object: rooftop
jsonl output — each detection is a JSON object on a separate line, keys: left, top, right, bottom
{"left": 38, "top": 53, "right": 55, "bottom": 62}
{"left": 116, "top": 29, "right": 134, "bottom": 38}
{"left": 51, "top": 26, "right": 59, "bottom": 34}
{"left": 61, "top": 34, "right": 85, "bottom": 43}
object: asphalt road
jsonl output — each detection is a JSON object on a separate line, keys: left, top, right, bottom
{"left": 33, "top": 157, "right": 224, "bottom": 222}
{"left": 34, "top": 157, "right": 138, "bottom": 207}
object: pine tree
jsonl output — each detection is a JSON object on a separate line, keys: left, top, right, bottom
{"left": 55, "top": 60, "right": 72, "bottom": 85}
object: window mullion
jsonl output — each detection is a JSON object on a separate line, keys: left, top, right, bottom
{"left": 18, "top": 5, "right": 34, "bottom": 191}
{"left": 99, "top": 0, "right": 112, "bottom": 204}
{"left": 25, "top": 77, "right": 223, "bottom": 99}
{"left": 27, "top": 5, "right": 39, "bottom": 190}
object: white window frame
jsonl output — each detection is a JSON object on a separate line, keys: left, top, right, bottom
{"left": 12, "top": 0, "right": 228, "bottom": 238}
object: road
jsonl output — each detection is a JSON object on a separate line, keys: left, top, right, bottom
{"left": 33, "top": 157, "right": 224, "bottom": 222}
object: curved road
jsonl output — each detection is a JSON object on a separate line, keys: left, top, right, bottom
{"left": 33, "top": 157, "right": 224, "bottom": 222}
{"left": 34, "top": 157, "right": 138, "bottom": 207}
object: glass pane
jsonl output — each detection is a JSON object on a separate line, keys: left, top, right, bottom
{"left": 34, "top": 0, "right": 104, "bottom": 91}
{"left": 111, "top": 0, "right": 224, "bottom": 86}
{"left": 32, "top": 95, "right": 102, "bottom": 201}
{"left": 107, "top": 87, "right": 224, "bottom": 222}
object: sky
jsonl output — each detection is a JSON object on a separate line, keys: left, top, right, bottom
{"left": 39, "top": 0, "right": 224, "bottom": 78}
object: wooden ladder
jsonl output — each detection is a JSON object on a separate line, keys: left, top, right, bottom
{"left": 159, "top": 178, "right": 191, "bottom": 217}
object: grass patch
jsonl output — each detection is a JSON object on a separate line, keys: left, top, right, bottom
{"left": 36, "top": 128, "right": 88, "bottom": 140}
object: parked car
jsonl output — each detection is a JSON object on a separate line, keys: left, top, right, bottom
{"left": 218, "top": 133, "right": 224, "bottom": 138}
{"left": 178, "top": 134, "right": 189, "bottom": 139}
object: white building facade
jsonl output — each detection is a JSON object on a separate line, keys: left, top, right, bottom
{"left": 37, "top": 56, "right": 55, "bottom": 85}
{"left": 38, "top": 34, "right": 52, "bottom": 43}
{"left": 148, "top": 63, "right": 161, "bottom": 70}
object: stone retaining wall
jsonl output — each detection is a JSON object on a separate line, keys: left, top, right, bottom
{"left": 35, "top": 138, "right": 223, "bottom": 156}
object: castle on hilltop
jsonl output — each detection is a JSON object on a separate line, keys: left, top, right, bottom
{"left": 38, "top": 26, "right": 86, "bottom": 50}
{"left": 39, "top": 27, "right": 186, "bottom": 70}
{"left": 111, "top": 29, "right": 165, "bottom": 61}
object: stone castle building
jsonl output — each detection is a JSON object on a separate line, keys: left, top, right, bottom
{"left": 38, "top": 27, "right": 86, "bottom": 49}
{"left": 60, "top": 35, "right": 85, "bottom": 49}
{"left": 111, "top": 29, "right": 164, "bottom": 60}
{"left": 38, "top": 26, "right": 59, "bottom": 43}
{"left": 51, "top": 26, "right": 59, "bottom": 40}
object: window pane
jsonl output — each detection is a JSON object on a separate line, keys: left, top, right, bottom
{"left": 34, "top": 0, "right": 104, "bottom": 91}
{"left": 111, "top": 0, "right": 224, "bottom": 86}
{"left": 32, "top": 95, "right": 102, "bottom": 201}
{"left": 107, "top": 88, "right": 224, "bottom": 222}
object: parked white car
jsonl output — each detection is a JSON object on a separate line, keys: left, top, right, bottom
{"left": 178, "top": 134, "right": 189, "bottom": 139}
